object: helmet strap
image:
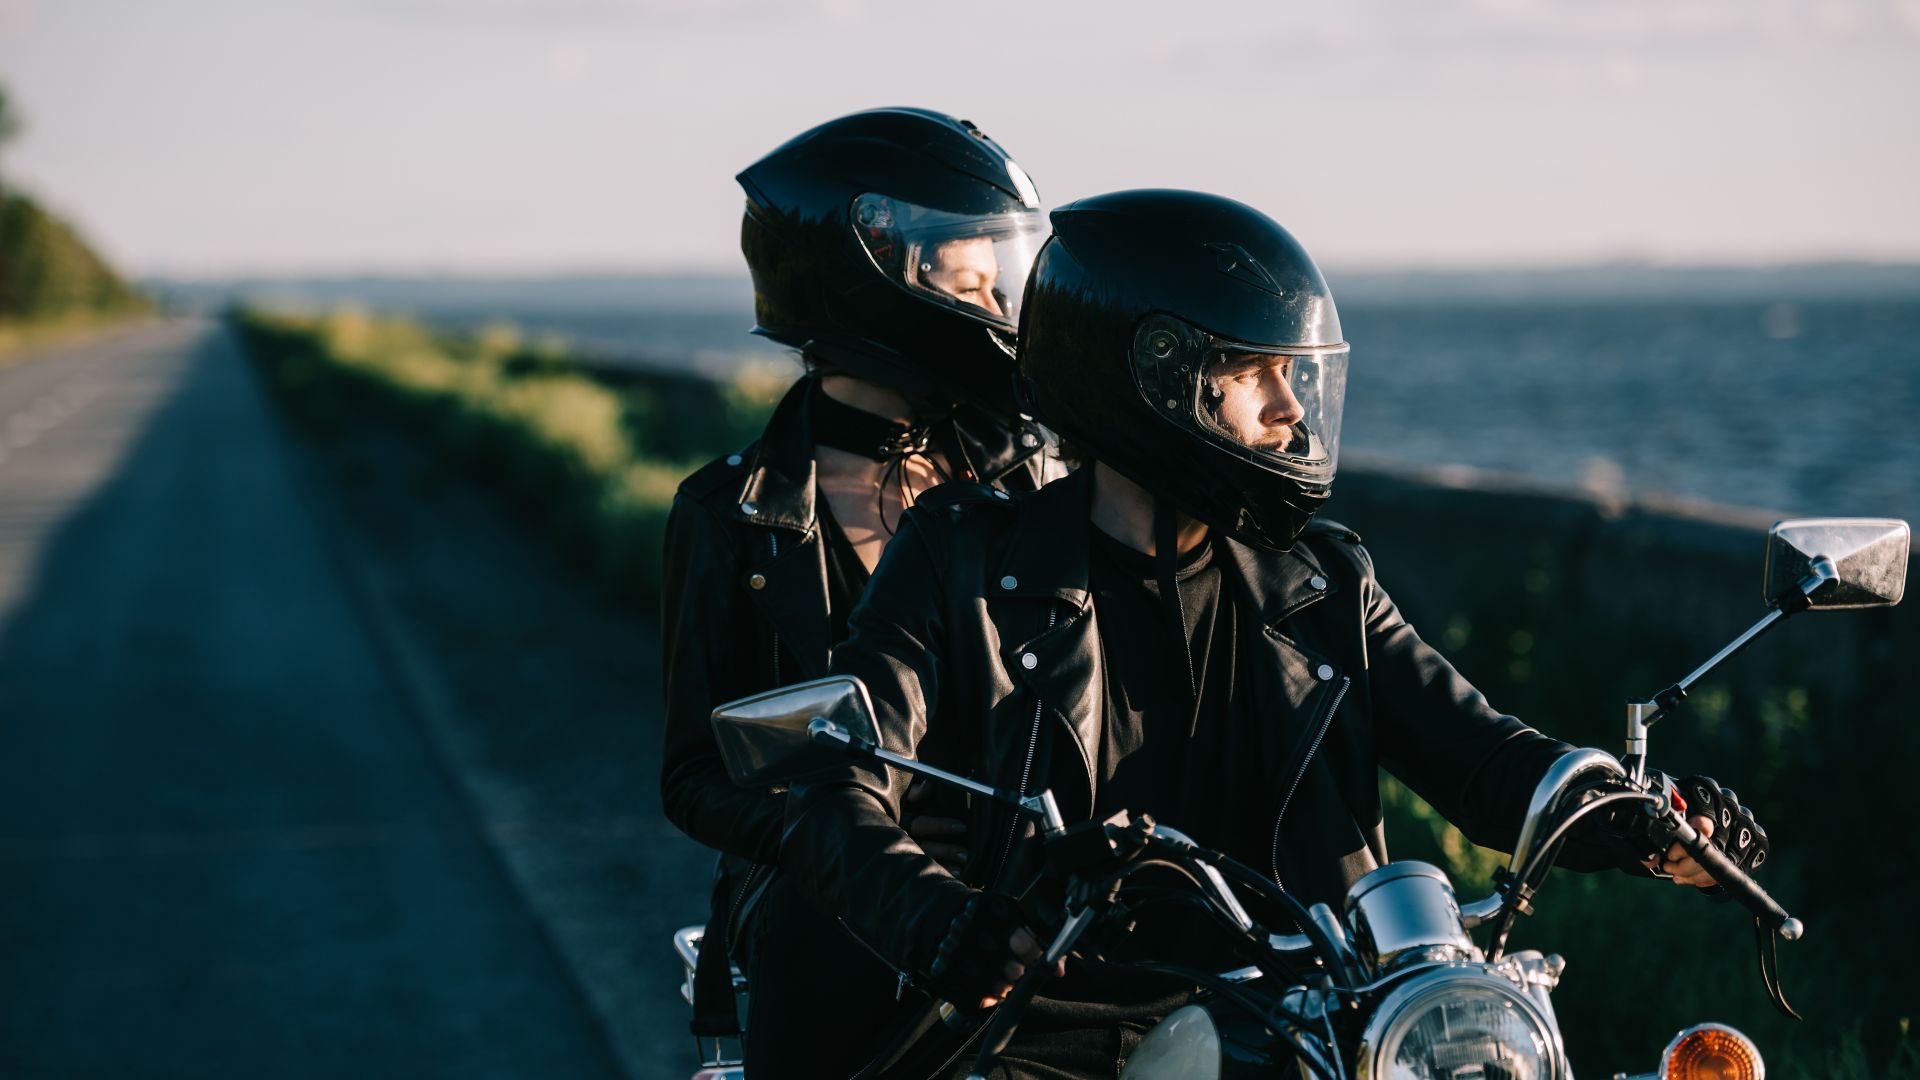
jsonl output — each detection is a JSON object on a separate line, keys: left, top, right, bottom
{"left": 811, "top": 383, "right": 930, "bottom": 463}
{"left": 924, "top": 412, "right": 985, "bottom": 484}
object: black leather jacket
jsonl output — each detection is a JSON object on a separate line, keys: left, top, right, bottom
{"left": 660, "top": 375, "right": 1054, "bottom": 913}
{"left": 782, "top": 467, "right": 1595, "bottom": 978}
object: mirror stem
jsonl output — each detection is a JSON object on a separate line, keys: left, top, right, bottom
{"left": 807, "top": 718, "right": 1065, "bottom": 832}
{"left": 1624, "top": 556, "right": 1836, "bottom": 780}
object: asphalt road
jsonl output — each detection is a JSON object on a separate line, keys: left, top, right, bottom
{"left": 0, "top": 321, "right": 629, "bottom": 1078}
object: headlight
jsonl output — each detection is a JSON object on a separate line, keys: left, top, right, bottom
{"left": 1359, "top": 970, "right": 1564, "bottom": 1080}
{"left": 1661, "top": 1023, "right": 1764, "bottom": 1080}
{"left": 1120, "top": 1004, "right": 1220, "bottom": 1080}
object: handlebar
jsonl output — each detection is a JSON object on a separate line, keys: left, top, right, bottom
{"left": 1660, "top": 811, "right": 1803, "bottom": 940}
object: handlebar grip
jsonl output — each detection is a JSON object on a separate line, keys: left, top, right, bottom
{"left": 965, "top": 964, "right": 1049, "bottom": 1078}
{"left": 1669, "top": 816, "right": 1802, "bottom": 940}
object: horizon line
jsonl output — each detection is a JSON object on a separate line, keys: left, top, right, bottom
{"left": 139, "top": 257, "right": 1920, "bottom": 285}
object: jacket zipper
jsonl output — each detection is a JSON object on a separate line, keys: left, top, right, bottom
{"left": 723, "top": 861, "right": 767, "bottom": 948}
{"left": 991, "top": 605, "right": 1057, "bottom": 887}
{"left": 1270, "top": 675, "right": 1351, "bottom": 888}
{"left": 823, "top": 915, "right": 916, "bottom": 999}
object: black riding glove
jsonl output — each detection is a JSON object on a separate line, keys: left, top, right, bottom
{"left": 915, "top": 890, "right": 1033, "bottom": 1012}
{"left": 1594, "top": 771, "right": 1770, "bottom": 892}
{"left": 1673, "top": 773, "right": 1771, "bottom": 880}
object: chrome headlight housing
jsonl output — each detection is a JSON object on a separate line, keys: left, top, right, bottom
{"left": 1121, "top": 1004, "right": 1221, "bottom": 1080}
{"left": 1358, "top": 969, "right": 1566, "bottom": 1080}
{"left": 1121, "top": 1000, "right": 1331, "bottom": 1080}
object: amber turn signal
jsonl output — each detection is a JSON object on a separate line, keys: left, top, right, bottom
{"left": 1662, "top": 1023, "right": 1764, "bottom": 1080}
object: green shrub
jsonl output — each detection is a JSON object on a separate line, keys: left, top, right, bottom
{"left": 0, "top": 192, "right": 147, "bottom": 324}
{"left": 234, "top": 307, "right": 784, "bottom": 607}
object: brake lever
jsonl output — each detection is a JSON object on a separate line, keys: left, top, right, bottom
{"left": 1754, "top": 916, "right": 1802, "bottom": 1020}
{"left": 1648, "top": 805, "right": 1805, "bottom": 1021}
{"left": 965, "top": 892, "right": 1112, "bottom": 1080}
{"left": 1650, "top": 808, "right": 1800, "bottom": 937}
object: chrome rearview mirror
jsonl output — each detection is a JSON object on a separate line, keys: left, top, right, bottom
{"left": 710, "top": 675, "right": 879, "bottom": 786}
{"left": 1624, "top": 516, "right": 1909, "bottom": 786}
{"left": 1764, "top": 518, "right": 1909, "bottom": 611}
{"left": 711, "top": 675, "right": 1069, "bottom": 835}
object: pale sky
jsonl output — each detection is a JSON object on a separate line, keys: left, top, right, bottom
{"left": 2, "top": 0, "right": 1918, "bottom": 276}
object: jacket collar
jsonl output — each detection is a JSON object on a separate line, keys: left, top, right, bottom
{"left": 733, "top": 376, "right": 819, "bottom": 533}
{"left": 735, "top": 377, "right": 1047, "bottom": 530}
{"left": 993, "top": 467, "right": 1339, "bottom": 624}
{"left": 995, "top": 467, "right": 1096, "bottom": 611}
{"left": 992, "top": 468, "right": 1345, "bottom": 824}
{"left": 947, "top": 402, "right": 1048, "bottom": 489}
{"left": 1219, "top": 530, "right": 1340, "bottom": 630}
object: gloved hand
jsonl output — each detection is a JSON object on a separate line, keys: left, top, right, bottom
{"left": 915, "top": 891, "right": 1050, "bottom": 1012}
{"left": 1672, "top": 773, "right": 1770, "bottom": 875}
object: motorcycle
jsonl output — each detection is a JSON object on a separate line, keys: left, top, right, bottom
{"left": 696, "top": 516, "right": 1908, "bottom": 1080}
{"left": 672, "top": 923, "right": 746, "bottom": 1080}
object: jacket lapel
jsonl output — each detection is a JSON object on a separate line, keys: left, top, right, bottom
{"left": 1220, "top": 539, "right": 1351, "bottom": 807}
{"left": 992, "top": 470, "right": 1101, "bottom": 818}
{"left": 744, "top": 535, "right": 832, "bottom": 680}
{"left": 733, "top": 378, "right": 833, "bottom": 679}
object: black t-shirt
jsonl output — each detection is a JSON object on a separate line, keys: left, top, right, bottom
{"left": 1025, "top": 529, "right": 1253, "bottom": 1018}
{"left": 1087, "top": 526, "right": 1241, "bottom": 851}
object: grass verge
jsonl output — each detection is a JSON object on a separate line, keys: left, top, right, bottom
{"left": 233, "top": 307, "right": 788, "bottom": 609}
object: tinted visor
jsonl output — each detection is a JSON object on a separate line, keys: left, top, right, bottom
{"left": 1134, "top": 316, "right": 1348, "bottom": 485}
{"left": 852, "top": 193, "right": 1046, "bottom": 330}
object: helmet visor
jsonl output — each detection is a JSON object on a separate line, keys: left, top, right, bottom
{"left": 852, "top": 193, "right": 1047, "bottom": 331}
{"left": 1134, "top": 317, "right": 1348, "bottom": 485}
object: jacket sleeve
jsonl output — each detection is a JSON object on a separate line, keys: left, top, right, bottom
{"left": 1354, "top": 544, "right": 1579, "bottom": 858}
{"left": 659, "top": 492, "right": 784, "bottom": 864}
{"left": 781, "top": 511, "right": 974, "bottom": 974}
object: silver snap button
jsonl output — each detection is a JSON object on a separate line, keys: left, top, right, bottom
{"left": 740, "top": 501, "right": 758, "bottom": 517}
{"left": 1309, "top": 575, "right": 1327, "bottom": 591}
{"left": 1000, "top": 575, "right": 1018, "bottom": 590}
{"left": 1316, "top": 664, "right": 1335, "bottom": 681}
{"left": 748, "top": 573, "right": 767, "bottom": 590}
{"left": 725, "top": 453, "right": 743, "bottom": 466}
{"left": 1021, "top": 653, "right": 1038, "bottom": 670}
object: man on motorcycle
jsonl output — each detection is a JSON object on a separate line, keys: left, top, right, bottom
{"left": 659, "top": 108, "right": 1057, "bottom": 1077}
{"left": 777, "top": 189, "right": 1770, "bottom": 1078}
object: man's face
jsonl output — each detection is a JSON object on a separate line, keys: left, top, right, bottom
{"left": 1202, "top": 352, "right": 1307, "bottom": 452}
{"left": 919, "top": 236, "right": 1005, "bottom": 318}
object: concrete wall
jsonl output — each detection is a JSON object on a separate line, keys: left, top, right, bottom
{"left": 1324, "top": 463, "right": 1913, "bottom": 758}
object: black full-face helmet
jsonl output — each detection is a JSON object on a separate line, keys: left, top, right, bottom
{"left": 737, "top": 108, "right": 1047, "bottom": 418}
{"left": 1018, "top": 190, "right": 1349, "bottom": 552}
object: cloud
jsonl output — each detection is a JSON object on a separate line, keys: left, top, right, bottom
{"left": 542, "top": 36, "right": 593, "bottom": 81}
{"left": 0, "top": 0, "right": 38, "bottom": 38}
{"left": 1448, "top": 0, "right": 1916, "bottom": 47}
{"left": 1126, "top": 0, "right": 1918, "bottom": 88}
{"left": 354, "top": 0, "right": 860, "bottom": 28}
